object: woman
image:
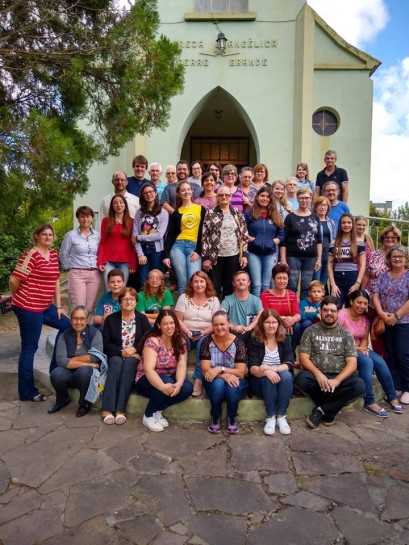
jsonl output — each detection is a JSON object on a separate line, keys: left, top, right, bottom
{"left": 373, "top": 245, "right": 409, "bottom": 404}
{"left": 135, "top": 310, "right": 193, "bottom": 431}
{"left": 312, "top": 196, "right": 335, "bottom": 288}
{"left": 282, "top": 188, "right": 322, "bottom": 300}
{"left": 271, "top": 180, "right": 291, "bottom": 221}
{"left": 202, "top": 186, "right": 249, "bottom": 299}
{"left": 260, "top": 264, "right": 301, "bottom": 356}
{"left": 136, "top": 269, "right": 174, "bottom": 324}
{"left": 175, "top": 271, "right": 220, "bottom": 396}
{"left": 133, "top": 184, "right": 169, "bottom": 287}
{"left": 251, "top": 163, "right": 270, "bottom": 194}
{"left": 328, "top": 213, "right": 366, "bottom": 308}
{"left": 194, "top": 171, "right": 217, "bottom": 210}
{"left": 59, "top": 206, "right": 101, "bottom": 317}
{"left": 355, "top": 216, "right": 375, "bottom": 261}
{"left": 98, "top": 195, "right": 136, "bottom": 291}
{"left": 101, "top": 287, "right": 151, "bottom": 424}
{"left": 163, "top": 181, "right": 205, "bottom": 295}
{"left": 200, "top": 311, "right": 248, "bottom": 434}
{"left": 339, "top": 290, "right": 402, "bottom": 417}
{"left": 10, "top": 224, "right": 70, "bottom": 401}
{"left": 245, "top": 187, "right": 284, "bottom": 297}
{"left": 295, "top": 162, "right": 314, "bottom": 193}
{"left": 221, "top": 164, "right": 244, "bottom": 211}
{"left": 248, "top": 310, "right": 294, "bottom": 434}
{"left": 189, "top": 160, "right": 203, "bottom": 184}
{"left": 48, "top": 306, "right": 105, "bottom": 417}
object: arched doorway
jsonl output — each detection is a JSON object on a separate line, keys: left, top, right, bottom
{"left": 180, "top": 87, "right": 258, "bottom": 169}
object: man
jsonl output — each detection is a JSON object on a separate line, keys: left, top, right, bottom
{"left": 127, "top": 154, "right": 153, "bottom": 197}
{"left": 209, "top": 162, "right": 222, "bottom": 185}
{"left": 98, "top": 171, "right": 140, "bottom": 229}
{"left": 221, "top": 271, "right": 263, "bottom": 335}
{"left": 314, "top": 150, "right": 349, "bottom": 203}
{"left": 295, "top": 296, "right": 365, "bottom": 428}
{"left": 323, "top": 181, "right": 350, "bottom": 232}
{"left": 160, "top": 159, "right": 201, "bottom": 214}
{"left": 148, "top": 162, "right": 166, "bottom": 199}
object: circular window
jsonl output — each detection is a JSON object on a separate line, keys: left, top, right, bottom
{"left": 312, "top": 109, "right": 339, "bottom": 136}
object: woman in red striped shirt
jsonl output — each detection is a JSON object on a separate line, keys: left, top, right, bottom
{"left": 10, "top": 224, "right": 70, "bottom": 401}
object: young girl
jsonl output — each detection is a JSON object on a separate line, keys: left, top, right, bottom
{"left": 327, "top": 213, "right": 366, "bottom": 308}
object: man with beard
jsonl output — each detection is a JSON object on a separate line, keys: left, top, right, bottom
{"left": 295, "top": 296, "right": 365, "bottom": 428}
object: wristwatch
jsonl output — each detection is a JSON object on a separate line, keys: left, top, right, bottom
{"left": 220, "top": 366, "right": 226, "bottom": 373}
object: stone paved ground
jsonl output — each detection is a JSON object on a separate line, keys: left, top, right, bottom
{"left": 1, "top": 315, "right": 409, "bottom": 545}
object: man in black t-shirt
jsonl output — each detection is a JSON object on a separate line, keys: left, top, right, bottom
{"left": 313, "top": 150, "right": 349, "bottom": 204}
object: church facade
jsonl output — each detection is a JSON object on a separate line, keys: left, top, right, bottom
{"left": 77, "top": 0, "right": 380, "bottom": 215}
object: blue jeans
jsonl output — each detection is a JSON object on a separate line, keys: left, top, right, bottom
{"left": 136, "top": 374, "right": 193, "bottom": 416}
{"left": 170, "top": 240, "right": 202, "bottom": 295}
{"left": 312, "top": 248, "right": 329, "bottom": 289}
{"left": 190, "top": 336, "right": 206, "bottom": 380}
{"left": 250, "top": 372, "right": 293, "bottom": 416}
{"left": 203, "top": 377, "right": 247, "bottom": 419}
{"left": 333, "top": 270, "right": 358, "bottom": 308}
{"left": 138, "top": 247, "right": 164, "bottom": 287}
{"left": 13, "top": 304, "right": 71, "bottom": 400}
{"left": 383, "top": 324, "right": 409, "bottom": 392}
{"left": 248, "top": 252, "right": 277, "bottom": 297}
{"left": 103, "top": 262, "right": 129, "bottom": 291}
{"left": 357, "top": 350, "right": 397, "bottom": 405}
{"left": 287, "top": 256, "right": 316, "bottom": 300}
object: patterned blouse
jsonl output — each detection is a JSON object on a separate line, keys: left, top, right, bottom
{"left": 374, "top": 270, "right": 409, "bottom": 324}
{"left": 121, "top": 317, "right": 136, "bottom": 349}
{"left": 365, "top": 250, "right": 388, "bottom": 300}
{"left": 199, "top": 334, "right": 247, "bottom": 369}
{"left": 136, "top": 336, "right": 185, "bottom": 382}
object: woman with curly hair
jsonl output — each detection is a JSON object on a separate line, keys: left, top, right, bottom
{"left": 133, "top": 183, "right": 169, "bottom": 287}
{"left": 98, "top": 195, "right": 136, "bottom": 291}
{"left": 136, "top": 269, "right": 173, "bottom": 324}
{"left": 135, "top": 310, "right": 193, "bottom": 432}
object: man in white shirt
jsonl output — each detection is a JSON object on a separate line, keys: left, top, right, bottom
{"left": 98, "top": 171, "right": 140, "bottom": 229}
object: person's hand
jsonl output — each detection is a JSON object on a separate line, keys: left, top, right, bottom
{"left": 265, "top": 369, "right": 281, "bottom": 384}
{"left": 385, "top": 312, "right": 397, "bottom": 326}
{"left": 327, "top": 378, "right": 339, "bottom": 393}
{"left": 233, "top": 324, "right": 246, "bottom": 335}
{"left": 57, "top": 307, "right": 69, "bottom": 320}
{"left": 315, "top": 372, "right": 333, "bottom": 393}
{"left": 170, "top": 383, "right": 182, "bottom": 397}
{"left": 138, "top": 255, "right": 148, "bottom": 266}
{"left": 205, "top": 367, "right": 221, "bottom": 382}
{"left": 314, "top": 259, "right": 322, "bottom": 272}
{"left": 331, "top": 284, "right": 340, "bottom": 298}
{"left": 131, "top": 235, "right": 137, "bottom": 245}
{"left": 161, "top": 383, "right": 176, "bottom": 396}
{"left": 240, "top": 256, "right": 248, "bottom": 268}
{"left": 223, "top": 374, "right": 240, "bottom": 387}
{"left": 190, "top": 251, "right": 200, "bottom": 263}
{"left": 203, "top": 259, "right": 212, "bottom": 272}
{"left": 98, "top": 265, "right": 106, "bottom": 272}
{"left": 281, "top": 315, "right": 293, "bottom": 328}
{"left": 357, "top": 347, "right": 369, "bottom": 356}
{"left": 163, "top": 258, "right": 171, "bottom": 269}
{"left": 122, "top": 347, "right": 136, "bottom": 358}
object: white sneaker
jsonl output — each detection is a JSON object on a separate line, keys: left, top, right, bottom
{"left": 154, "top": 411, "right": 169, "bottom": 428}
{"left": 142, "top": 414, "right": 164, "bottom": 432}
{"left": 277, "top": 416, "right": 291, "bottom": 435}
{"left": 264, "top": 416, "right": 276, "bottom": 435}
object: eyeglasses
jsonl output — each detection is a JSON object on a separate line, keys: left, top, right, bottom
{"left": 218, "top": 194, "right": 231, "bottom": 198}
{"left": 142, "top": 190, "right": 155, "bottom": 196}
{"left": 224, "top": 171, "right": 236, "bottom": 176}
{"left": 384, "top": 237, "right": 398, "bottom": 241}
{"left": 121, "top": 297, "right": 136, "bottom": 303}
{"left": 298, "top": 196, "right": 311, "bottom": 201}
{"left": 391, "top": 255, "right": 404, "bottom": 260}
{"left": 148, "top": 276, "right": 161, "bottom": 280}
{"left": 264, "top": 321, "right": 278, "bottom": 326}
{"left": 113, "top": 178, "right": 127, "bottom": 182}
{"left": 72, "top": 317, "right": 87, "bottom": 322}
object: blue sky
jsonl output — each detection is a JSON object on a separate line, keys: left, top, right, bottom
{"left": 308, "top": 0, "right": 409, "bottom": 207}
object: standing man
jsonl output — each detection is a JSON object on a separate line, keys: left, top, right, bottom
{"left": 98, "top": 171, "right": 140, "bottom": 230}
{"left": 221, "top": 271, "right": 263, "bottom": 336}
{"left": 295, "top": 296, "right": 365, "bottom": 428}
{"left": 314, "top": 150, "right": 349, "bottom": 204}
{"left": 127, "top": 154, "right": 153, "bottom": 197}
{"left": 148, "top": 162, "right": 166, "bottom": 200}
{"left": 323, "top": 181, "right": 350, "bottom": 232}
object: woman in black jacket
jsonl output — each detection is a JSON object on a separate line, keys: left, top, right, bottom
{"left": 248, "top": 309, "right": 294, "bottom": 435}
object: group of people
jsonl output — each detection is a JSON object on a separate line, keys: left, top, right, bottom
{"left": 9, "top": 151, "right": 409, "bottom": 434}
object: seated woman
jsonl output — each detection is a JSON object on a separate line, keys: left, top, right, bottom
{"left": 135, "top": 310, "right": 193, "bottom": 432}
{"left": 48, "top": 306, "right": 105, "bottom": 417}
{"left": 136, "top": 269, "right": 174, "bottom": 324}
{"left": 200, "top": 311, "right": 248, "bottom": 434}
{"left": 338, "top": 290, "right": 402, "bottom": 417}
{"left": 101, "top": 287, "right": 151, "bottom": 425}
{"left": 247, "top": 310, "right": 294, "bottom": 435}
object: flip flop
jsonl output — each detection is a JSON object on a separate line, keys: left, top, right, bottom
{"left": 102, "top": 414, "right": 115, "bottom": 425}
{"left": 32, "top": 394, "right": 48, "bottom": 402}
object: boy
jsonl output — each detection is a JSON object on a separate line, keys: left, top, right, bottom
{"left": 299, "top": 280, "right": 325, "bottom": 335}
{"left": 93, "top": 269, "right": 125, "bottom": 328}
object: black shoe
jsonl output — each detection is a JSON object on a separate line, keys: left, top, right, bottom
{"left": 322, "top": 414, "right": 336, "bottom": 426}
{"left": 48, "top": 397, "right": 71, "bottom": 414}
{"left": 76, "top": 404, "right": 90, "bottom": 418}
{"left": 307, "top": 407, "right": 324, "bottom": 428}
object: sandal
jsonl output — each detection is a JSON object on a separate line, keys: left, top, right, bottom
{"left": 192, "top": 379, "right": 203, "bottom": 398}
{"left": 363, "top": 405, "right": 389, "bottom": 418}
{"left": 32, "top": 394, "right": 48, "bottom": 402}
{"left": 115, "top": 414, "right": 127, "bottom": 425}
{"left": 102, "top": 414, "right": 115, "bottom": 425}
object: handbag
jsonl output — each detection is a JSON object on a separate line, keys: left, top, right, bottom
{"left": 233, "top": 210, "right": 244, "bottom": 261}
{"left": 371, "top": 316, "right": 385, "bottom": 340}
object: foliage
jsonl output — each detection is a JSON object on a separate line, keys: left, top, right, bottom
{"left": 368, "top": 203, "right": 409, "bottom": 247}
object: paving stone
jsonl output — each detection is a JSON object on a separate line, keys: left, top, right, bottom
{"left": 42, "top": 515, "right": 131, "bottom": 545}
{"left": 104, "top": 502, "right": 150, "bottom": 525}
{"left": 150, "top": 531, "right": 188, "bottom": 545}
{"left": 361, "top": 442, "right": 409, "bottom": 468}
{"left": 144, "top": 428, "right": 223, "bottom": 459}
{"left": 323, "top": 420, "right": 361, "bottom": 443}
{"left": 0, "top": 404, "right": 19, "bottom": 431}
{"left": 292, "top": 451, "right": 363, "bottom": 475}
{"left": 333, "top": 506, "right": 398, "bottom": 545}
{"left": 88, "top": 423, "right": 139, "bottom": 449}
{"left": 170, "top": 522, "right": 188, "bottom": 535}
{"left": 2, "top": 426, "right": 92, "bottom": 488}
{"left": 0, "top": 506, "right": 62, "bottom": 545}
{"left": 230, "top": 435, "right": 290, "bottom": 473}
{"left": 189, "top": 513, "right": 246, "bottom": 545}
{"left": 187, "top": 476, "right": 277, "bottom": 515}
{"left": 388, "top": 463, "right": 409, "bottom": 483}
{"left": 43, "top": 489, "right": 67, "bottom": 511}
{"left": 232, "top": 470, "right": 261, "bottom": 483}
{"left": 303, "top": 474, "right": 377, "bottom": 513}
{"left": 12, "top": 401, "right": 60, "bottom": 429}
{"left": 352, "top": 426, "right": 401, "bottom": 444}
{"left": 116, "top": 515, "right": 162, "bottom": 545}
{"left": 103, "top": 435, "right": 144, "bottom": 464}
{"left": 136, "top": 474, "right": 192, "bottom": 525}
{"left": 281, "top": 490, "right": 332, "bottom": 511}
{"left": 247, "top": 506, "right": 338, "bottom": 545}
{"left": 0, "top": 429, "right": 26, "bottom": 456}
{"left": 381, "top": 485, "right": 409, "bottom": 521}
{"left": 64, "top": 477, "right": 131, "bottom": 527}
{"left": 0, "top": 461, "right": 10, "bottom": 494}
{"left": 0, "top": 488, "right": 42, "bottom": 525}
{"left": 0, "top": 485, "right": 19, "bottom": 504}
{"left": 127, "top": 450, "right": 171, "bottom": 473}
{"left": 180, "top": 443, "right": 229, "bottom": 477}
{"left": 264, "top": 473, "right": 298, "bottom": 495}
{"left": 40, "top": 449, "right": 121, "bottom": 493}
{"left": 290, "top": 429, "right": 360, "bottom": 455}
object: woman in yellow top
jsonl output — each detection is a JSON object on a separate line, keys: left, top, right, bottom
{"left": 163, "top": 181, "right": 206, "bottom": 295}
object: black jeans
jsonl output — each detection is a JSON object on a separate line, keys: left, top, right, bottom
{"left": 210, "top": 254, "right": 240, "bottom": 300}
{"left": 50, "top": 366, "right": 93, "bottom": 405}
{"left": 102, "top": 356, "right": 139, "bottom": 413}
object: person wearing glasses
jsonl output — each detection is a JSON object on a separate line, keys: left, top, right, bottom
{"left": 98, "top": 171, "right": 140, "bottom": 230}
{"left": 220, "top": 164, "right": 245, "bottom": 212}
{"left": 101, "top": 287, "right": 151, "bottom": 425}
{"left": 202, "top": 185, "right": 249, "bottom": 299}
{"left": 372, "top": 245, "right": 409, "bottom": 405}
{"left": 323, "top": 181, "right": 350, "bottom": 232}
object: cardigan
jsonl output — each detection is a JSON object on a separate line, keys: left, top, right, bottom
{"left": 102, "top": 310, "right": 151, "bottom": 358}
{"left": 247, "top": 335, "right": 294, "bottom": 373}
{"left": 164, "top": 204, "right": 206, "bottom": 258}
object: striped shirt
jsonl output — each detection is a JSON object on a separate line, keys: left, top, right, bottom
{"left": 12, "top": 248, "right": 60, "bottom": 312}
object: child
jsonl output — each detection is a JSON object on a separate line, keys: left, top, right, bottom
{"left": 299, "top": 280, "right": 325, "bottom": 335}
{"left": 93, "top": 268, "right": 125, "bottom": 328}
